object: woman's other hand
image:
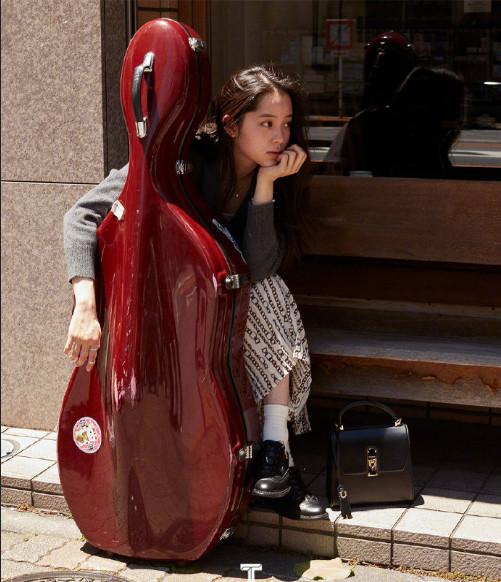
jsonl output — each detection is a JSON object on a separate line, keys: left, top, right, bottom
{"left": 64, "top": 277, "right": 101, "bottom": 372}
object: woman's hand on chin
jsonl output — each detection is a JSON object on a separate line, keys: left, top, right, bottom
{"left": 259, "top": 144, "right": 308, "bottom": 182}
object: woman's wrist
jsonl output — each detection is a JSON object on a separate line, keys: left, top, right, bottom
{"left": 72, "top": 277, "right": 97, "bottom": 309}
{"left": 253, "top": 171, "right": 275, "bottom": 205}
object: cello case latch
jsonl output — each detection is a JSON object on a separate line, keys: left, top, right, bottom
{"left": 238, "top": 442, "right": 260, "bottom": 462}
{"left": 225, "top": 274, "right": 250, "bottom": 290}
{"left": 189, "top": 38, "right": 207, "bottom": 52}
{"left": 220, "top": 527, "right": 235, "bottom": 541}
{"left": 111, "top": 200, "right": 125, "bottom": 221}
{"left": 175, "top": 160, "right": 194, "bottom": 175}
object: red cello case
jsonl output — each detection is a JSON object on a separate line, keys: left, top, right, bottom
{"left": 57, "top": 19, "right": 260, "bottom": 561}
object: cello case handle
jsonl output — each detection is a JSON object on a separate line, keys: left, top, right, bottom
{"left": 131, "top": 52, "right": 154, "bottom": 138}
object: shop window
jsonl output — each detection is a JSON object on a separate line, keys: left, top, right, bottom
{"left": 128, "top": 0, "right": 180, "bottom": 40}
{"left": 128, "top": 0, "right": 500, "bottom": 179}
{"left": 210, "top": 0, "right": 500, "bottom": 179}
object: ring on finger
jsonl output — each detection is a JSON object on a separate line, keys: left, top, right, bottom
{"left": 88, "top": 347, "right": 99, "bottom": 351}
{"left": 88, "top": 360, "right": 96, "bottom": 365}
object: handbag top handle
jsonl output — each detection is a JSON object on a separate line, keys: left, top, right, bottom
{"left": 336, "top": 400, "right": 402, "bottom": 430}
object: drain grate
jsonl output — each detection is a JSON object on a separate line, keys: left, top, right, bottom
{"left": 5, "top": 571, "right": 131, "bottom": 582}
{"left": 1, "top": 438, "right": 19, "bottom": 459}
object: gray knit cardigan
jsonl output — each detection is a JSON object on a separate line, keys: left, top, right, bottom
{"left": 63, "top": 162, "right": 283, "bottom": 283}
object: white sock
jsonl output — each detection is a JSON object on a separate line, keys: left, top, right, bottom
{"left": 262, "top": 404, "right": 292, "bottom": 463}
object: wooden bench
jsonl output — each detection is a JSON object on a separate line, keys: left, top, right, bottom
{"left": 280, "top": 175, "right": 501, "bottom": 409}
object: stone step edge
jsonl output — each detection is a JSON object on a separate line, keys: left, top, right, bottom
{"left": 2, "top": 485, "right": 69, "bottom": 515}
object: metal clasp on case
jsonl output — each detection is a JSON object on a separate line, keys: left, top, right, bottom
{"left": 111, "top": 200, "right": 125, "bottom": 221}
{"left": 189, "top": 38, "right": 206, "bottom": 52}
{"left": 238, "top": 445, "right": 253, "bottom": 461}
{"left": 220, "top": 527, "right": 235, "bottom": 541}
{"left": 175, "top": 160, "right": 193, "bottom": 175}
{"left": 367, "top": 447, "right": 379, "bottom": 477}
{"left": 225, "top": 274, "right": 250, "bottom": 290}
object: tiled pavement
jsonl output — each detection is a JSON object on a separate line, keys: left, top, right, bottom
{"left": 1, "top": 411, "right": 501, "bottom": 579}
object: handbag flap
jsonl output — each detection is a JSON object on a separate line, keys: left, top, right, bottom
{"left": 336, "top": 424, "right": 410, "bottom": 475}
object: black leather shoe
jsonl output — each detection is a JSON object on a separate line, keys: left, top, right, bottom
{"left": 252, "top": 440, "right": 291, "bottom": 498}
{"left": 273, "top": 467, "right": 328, "bottom": 520}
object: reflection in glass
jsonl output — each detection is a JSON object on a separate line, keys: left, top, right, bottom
{"left": 209, "top": 0, "right": 501, "bottom": 177}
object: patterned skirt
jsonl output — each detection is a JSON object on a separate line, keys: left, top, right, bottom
{"left": 243, "top": 274, "right": 311, "bottom": 435}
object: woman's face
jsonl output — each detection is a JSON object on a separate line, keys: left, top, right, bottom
{"left": 228, "top": 90, "right": 293, "bottom": 176}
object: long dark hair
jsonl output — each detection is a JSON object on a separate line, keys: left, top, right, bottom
{"left": 197, "top": 65, "right": 313, "bottom": 267}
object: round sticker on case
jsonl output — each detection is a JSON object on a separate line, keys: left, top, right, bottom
{"left": 73, "top": 417, "right": 102, "bottom": 454}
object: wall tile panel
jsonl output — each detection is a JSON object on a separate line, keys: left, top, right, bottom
{"left": 1, "top": 182, "right": 91, "bottom": 430}
{"left": 1, "top": 0, "right": 104, "bottom": 183}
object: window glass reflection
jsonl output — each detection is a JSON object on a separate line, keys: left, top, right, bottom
{"left": 210, "top": 0, "right": 501, "bottom": 178}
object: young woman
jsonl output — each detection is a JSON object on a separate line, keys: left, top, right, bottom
{"left": 63, "top": 65, "right": 327, "bottom": 521}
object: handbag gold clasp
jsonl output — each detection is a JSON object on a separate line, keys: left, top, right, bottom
{"left": 367, "top": 447, "right": 379, "bottom": 477}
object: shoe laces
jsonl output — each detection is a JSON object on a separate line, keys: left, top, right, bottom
{"left": 256, "top": 440, "right": 287, "bottom": 477}
{"left": 288, "top": 467, "right": 316, "bottom": 503}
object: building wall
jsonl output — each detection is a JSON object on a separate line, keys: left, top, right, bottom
{"left": 1, "top": 0, "right": 128, "bottom": 430}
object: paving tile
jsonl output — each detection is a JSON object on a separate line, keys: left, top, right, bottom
{"left": 20, "top": 438, "right": 57, "bottom": 461}
{"left": 33, "top": 491, "right": 70, "bottom": 514}
{"left": 441, "top": 446, "right": 501, "bottom": 473}
{"left": 1, "top": 532, "right": 67, "bottom": 562}
{"left": 247, "top": 505, "right": 280, "bottom": 526}
{"left": 80, "top": 551, "right": 129, "bottom": 573}
{"left": 232, "top": 520, "right": 248, "bottom": 541}
{"left": 162, "top": 573, "right": 223, "bottom": 582}
{"left": 224, "top": 543, "right": 301, "bottom": 580}
{"left": 352, "top": 564, "right": 442, "bottom": 581}
{"left": 0, "top": 531, "right": 27, "bottom": 552}
{"left": 1, "top": 426, "right": 9, "bottom": 432}
{"left": 335, "top": 505, "right": 407, "bottom": 541}
{"left": 0, "top": 487, "right": 32, "bottom": 507}
{"left": 336, "top": 536, "right": 391, "bottom": 565}
{"left": 0, "top": 560, "right": 53, "bottom": 581}
{"left": 426, "top": 468, "right": 488, "bottom": 492}
{"left": 281, "top": 528, "right": 334, "bottom": 557}
{"left": 4, "top": 427, "right": 49, "bottom": 439}
{"left": 412, "top": 465, "right": 438, "bottom": 487}
{"left": 393, "top": 507, "right": 462, "bottom": 548}
{"left": 451, "top": 550, "right": 501, "bottom": 578}
{"left": 32, "top": 462, "right": 62, "bottom": 494}
{"left": 412, "top": 487, "right": 474, "bottom": 513}
{"left": 452, "top": 515, "right": 501, "bottom": 556}
{"left": 43, "top": 431, "right": 58, "bottom": 441}
{"left": 247, "top": 523, "right": 280, "bottom": 548}
{"left": 0, "top": 435, "right": 38, "bottom": 459}
{"left": 1, "top": 455, "right": 55, "bottom": 489}
{"left": 216, "top": 570, "right": 276, "bottom": 582}
{"left": 36, "top": 539, "right": 101, "bottom": 569}
{"left": 392, "top": 542, "right": 449, "bottom": 572}
{"left": 482, "top": 472, "right": 501, "bottom": 495}
{"left": 1, "top": 505, "right": 80, "bottom": 539}
{"left": 281, "top": 513, "right": 333, "bottom": 534}
{"left": 119, "top": 563, "right": 168, "bottom": 581}
{"left": 467, "top": 493, "right": 501, "bottom": 518}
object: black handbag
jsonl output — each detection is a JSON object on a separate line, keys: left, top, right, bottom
{"left": 327, "top": 400, "right": 414, "bottom": 518}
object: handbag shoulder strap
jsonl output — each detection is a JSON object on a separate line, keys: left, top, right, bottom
{"left": 337, "top": 400, "right": 401, "bottom": 429}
